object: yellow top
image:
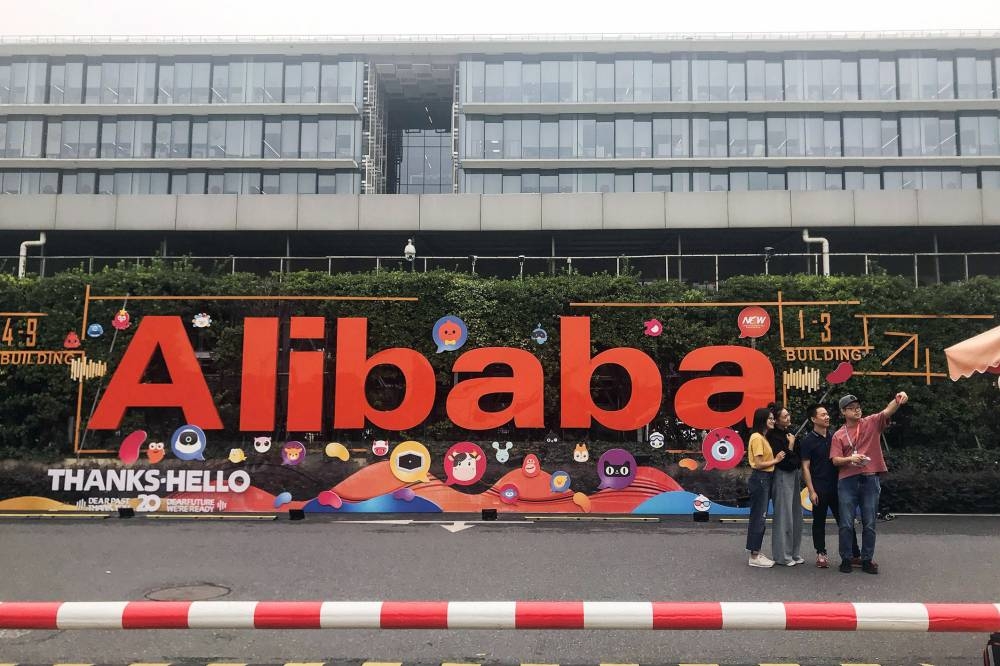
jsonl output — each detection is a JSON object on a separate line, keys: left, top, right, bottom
{"left": 747, "top": 432, "right": 774, "bottom": 471}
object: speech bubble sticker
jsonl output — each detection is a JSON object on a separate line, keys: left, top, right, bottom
{"left": 432, "top": 315, "right": 468, "bottom": 353}
{"left": 170, "top": 424, "right": 207, "bottom": 461}
{"left": 146, "top": 441, "right": 165, "bottom": 464}
{"left": 228, "top": 448, "right": 246, "bottom": 464}
{"left": 443, "top": 442, "right": 487, "bottom": 486}
{"left": 281, "top": 441, "right": 306, "bottom": 466}
{"left": 693, "top": 494, "right": 712, "bottom": 512}
{"left": 325, "top": 442, "right": 350, "bottom": 461}
{"left": 390, "top": 440, "right": 432, "bottom": 483}
{"left": 86, "top": 323, "right": 104, "bottom": 338}
{"left": 111, "top": 309, "right": 131, "bottom": 330}
{"left": 192, "top": 312, "right": 212, "bottom": 328}
{"left": 521, "top": 453, "right": 542, "bottom": 478}
{"left": 737, "top": 306, "right": 771, "bottom": 339}
{"left": 701, "top": 427, "right": 745, "bottom": 471}
{"left": 118, "top": 430, "right": 148, "bottom": 465}
{"left": 498, "top": 483, "right": 519, "bottom": 504}
{"left": 253, "top": 436, "right": 272, "bottom": 454}
{"left": 826, "top": 361, "right": 854, "bottom": 384}
{"left": 643, "top": 318, "right": 663, "bottom": 336}
{"left": 550, "top": 470, "right": 571, "bottom": 493}
{"left": 596, "top": 448, "right": 637, "bottom": 490}
{"left": 531, "top": 324, "right": 548, "bottom": 344}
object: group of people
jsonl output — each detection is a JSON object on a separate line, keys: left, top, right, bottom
{"left": 744, "top": 390, "right": 909, "bottom": 574}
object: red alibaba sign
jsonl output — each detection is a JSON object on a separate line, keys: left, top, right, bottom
{"left": 88, "top": 316, "right": 775, "bottom": 432}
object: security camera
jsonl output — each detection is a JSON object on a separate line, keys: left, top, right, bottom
{"left": 404, "top": 238, "right": 416, "bottom": 261}
{"left": 518, "top": 254, "right": 525, "bottom": 261}
{"left": 764, "top": 246, "right": 776, "bottom": 256}
{"left": 469, "top": 255, "right": 477, "bottom": 262}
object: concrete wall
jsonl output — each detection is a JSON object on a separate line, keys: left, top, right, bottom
{"left": 0, "top": 190, "right": 996, "bottom": 231}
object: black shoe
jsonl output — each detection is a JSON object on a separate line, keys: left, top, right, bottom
{"left": 839, "top": 560, "right": 853, "bottom": 573}
{"left": 862, "top": 560, "right": 879, "bottom": 574}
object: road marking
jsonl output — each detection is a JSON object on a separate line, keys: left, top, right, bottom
{"left": 440, "top": 521, "right": 475, "bottom": 533}
{"left": 361, "top": 662, "right": 402, "bottom": 666}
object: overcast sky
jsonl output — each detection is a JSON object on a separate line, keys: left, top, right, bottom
{"left": 1, "top": 0, "right": 998, "bottom": 36}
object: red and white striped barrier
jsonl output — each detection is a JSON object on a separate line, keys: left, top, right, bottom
{"left": 1, "top": 601, "right": 999, "bottom": 632}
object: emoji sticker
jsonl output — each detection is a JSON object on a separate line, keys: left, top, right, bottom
{"left": 86, "top": 323, "right": 104, "bottom": 338}
{"left": 111, "top": 309, "right": 131, "bottom": 330}
{"left": 693, "top": 494, "right": 712, "bottom": 512}
{"left": 531, "top": 323, "right": 548, "bottom": 344}
{"left": 281, "top": 441, "right": 306, "bottom": 466}
{"left": 63, "top": 331, "right": 81, "bottom": 349}
{"left": 192, "top": 313, "right": 212, "bottom": 328}
{"left": 390, "top": 440, "right": 431, "bottom": 483}
{"left": 649, "top": 431, "right": 665, "bottom": 448}
{"left": 146, "top": 441, "right": 165, "bottom": 464}
{"left": 544, "top": 431, "right": 559, "bottom": 445}
{"left": 498, "top": 483, "right": 519, "bottom": 504}
{"left": 701, "top": 427, "right": 745, "bottom": 471}
{"left": 118, "top": 430, "right": 148, "bottom": 465}
{"left": 170, "top": 424, "right": 206, "bottom": 461}
{"left": 643, "top": 318, "right": 663, "bottom": 336}
{"left": 550, "top": 470, "right": 571, "bottom": 493}
{"left": 325, "top": 442, "right": 350, "bottom": 461}
{"left": 432, "top": 315, "right": 468, "bottom": 353}
{"left": 372, "top": 439, "right": 389, "bottom": 456}
{"left": 253, "top": 436, "right": 272, "bottom": 454}
{"left": 737, "top": 306, "right": 770, "bottom": 338}
{"left": 444, "top": 442, "right": 487, "bottom": 486}
{"left": 596, "top": 448, "right": 637, "bottom": 490}
{"left": 492, "top": 440, "right": 512, "bottom": 463}
{"left": 521, "top": 453, "right": 541, "bottom": 478}
{"left": 228, "top": 448, "right": 247, "bottom": 464}
{"left": 573, "top": 443, "right": 589, "bottom": 462}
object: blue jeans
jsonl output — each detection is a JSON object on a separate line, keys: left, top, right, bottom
{"left": 745, "top": 470, "right": 773, "bottom": 552}
{"left": 837, "top": 474, "right": 881, "bottom": 562}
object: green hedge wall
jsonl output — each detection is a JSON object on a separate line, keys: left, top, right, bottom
{"left": 1, "top": 265, "right": 999, "bottom": 466}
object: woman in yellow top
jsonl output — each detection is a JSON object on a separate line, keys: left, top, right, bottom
{"left": 746, "top": 406, "right": 786, "bottom": 568}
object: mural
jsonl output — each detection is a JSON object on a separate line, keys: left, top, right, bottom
{"left": 0, "top": 288, "right": 995, "bottom": 515}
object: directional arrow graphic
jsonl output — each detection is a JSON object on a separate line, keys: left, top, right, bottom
{"left": 440, "top": 521, "right": 475, "bottom": 533}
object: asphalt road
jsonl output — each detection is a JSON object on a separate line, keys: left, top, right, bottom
{"left": 0, "top": 514, "right": 998, "bottom": 665}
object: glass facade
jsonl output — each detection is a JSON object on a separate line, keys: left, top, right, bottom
{"left": 0, "top": 169, "right": 359, "bottom": 194}
{"left": 0, "top": 57, "right": 364, "bottom": 105}
{"left": 460, "top": 53, "right": 1000, "bottom": 104}
{"left": 462, "top": 168, "right": 1000, "bottom": 193}
{"left": 394, "top": 128, "right": 453, "bottom": 194}
{"left": 459, "top": 113, "right": 996, "bottom": 160}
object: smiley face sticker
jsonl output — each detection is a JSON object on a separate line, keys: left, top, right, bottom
{"left": 701, "top": 427, "right": 745, "bottom": 471}
{"left": 390, "top": 440, "right": 431, "bottom": 483}
{"left": 444, "top": 442, "right": 487, "bottom": 486}
{"left": 432, "top": 315, "right": 468, "bottom": 353}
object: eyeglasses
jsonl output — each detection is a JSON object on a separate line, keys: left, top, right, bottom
{"left": 843, "top": 405, "right": 862, "bottom": 411}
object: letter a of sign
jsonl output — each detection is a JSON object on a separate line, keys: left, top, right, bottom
{"left": 674, "top": 345, "right": 774, "bottom": 430}
{"left": 90, "top": 316, "right": 223, "bottom": 429}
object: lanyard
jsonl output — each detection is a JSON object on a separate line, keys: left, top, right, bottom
{"left": 844, "top": 422, "right": 862, "bottom": 453}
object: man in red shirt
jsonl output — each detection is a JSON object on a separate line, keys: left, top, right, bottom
{"left": 830, "top": 391, "right": 909, "bottom": 575}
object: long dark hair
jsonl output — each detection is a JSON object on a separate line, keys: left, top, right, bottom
{"left": 767, "top": 402, "right": 788, "bottom": 431}
{"left": 751, "top": 407, "right": 773, "bottom": 436}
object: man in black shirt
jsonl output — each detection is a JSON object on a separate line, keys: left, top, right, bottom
{"left": 799, "top": 403, "right": 860, "bottom": 568}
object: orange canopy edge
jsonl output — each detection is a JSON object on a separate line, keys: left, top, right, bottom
{"left": 944, "top": 324, "right": 1000, "bottom": 381}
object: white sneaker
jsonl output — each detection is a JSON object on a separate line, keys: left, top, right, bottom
{"left": 785, "top": 559, "right": 799, "bottom": 567}
{"left": 793, "top": 556, "right": 805, "bottom": 564}
{"left": 749, "top": 553, "right": 775, "bottom": 568}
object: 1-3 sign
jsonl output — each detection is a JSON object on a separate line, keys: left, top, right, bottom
{"left": 1, "top": 317, "right": 38, "bottom": 348}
